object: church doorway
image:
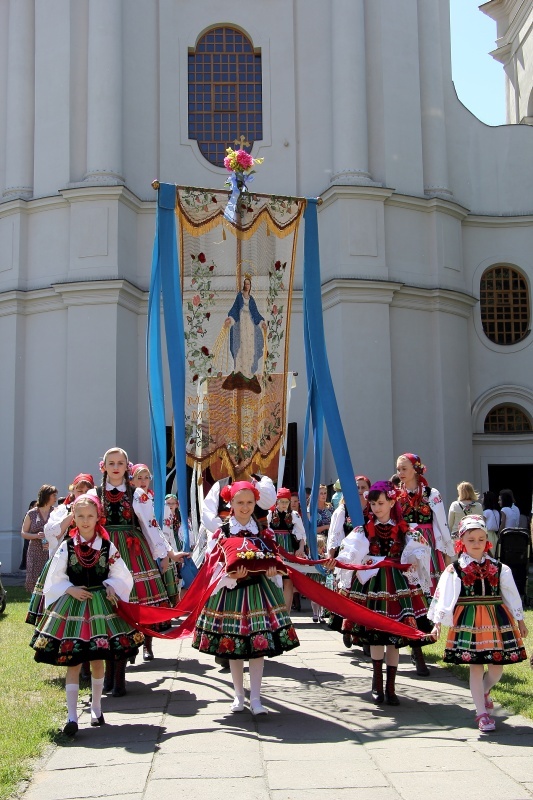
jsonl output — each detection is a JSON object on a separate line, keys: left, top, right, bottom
{"left": 488, "top": 463, "right": 533, "bottom": 519}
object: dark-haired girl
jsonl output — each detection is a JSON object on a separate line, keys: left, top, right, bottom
{"left": 336, "top": 481, "right": 431, "bottom": 705}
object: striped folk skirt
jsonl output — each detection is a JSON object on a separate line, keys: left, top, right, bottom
{"left": 30, "top": 587, "right": 143, "bottom": 666}
{"left": 444, "top": 598, "right": 527, "bottom": 665}
{"left": 341, "top": 566, "right": 431, "bottom": 647}
{"left": 192, "top": 574, "right": 300, "bottom": 660}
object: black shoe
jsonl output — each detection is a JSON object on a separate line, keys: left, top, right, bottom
{"left": 342, "top": 633, "right": 353, "bottom": 649}
{"left": 63, "top": 720, "right": 78, "bottom": 737}
{"left": 112, "top": 686, "right": 127, "bottom": 697}
{"left": 143, "top": 647, "right": 154, "bottom": 662}
{"left": 215, "top": 656, "right": 230, "bottom": 671}
{"left": 411, "top": 649, "right": 430, "bottom": 677}
{"left": 90, "top": 713, "right": 106, "bottom": 727}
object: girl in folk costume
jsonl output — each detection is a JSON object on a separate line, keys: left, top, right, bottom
{"left": 26, "top": 474, "right": 95, "bottom": 627}
{"left": 192, "top": 481, "right": 300, "bottom": 715}
{"left": 130, "top": 463, "right": 189, "bottom": 661}
{"left": 21, "top": 484, "right": 58, "bottom": 593}
{"left": 91, "top": 448, "right": 173, "bottom": 696}
{"left": 307, "top": 484, "right": 333, "bottom": 622}
{"left": 267, "top": 487, "right": 306, "bottom": 612}
{"left": 30, "top": 494, "right": 142, "bottom": 736}
{"left": 336, "top": 481, "right": 432, "bottom": 705}
{"left": 429, "top": 515, "right": 528, "bottom": 733}
{"left": 163, "top": 494, "right": 181, "bottom": 551}
{"left": 396, "top": 452, "right": 455, "bottom": 676}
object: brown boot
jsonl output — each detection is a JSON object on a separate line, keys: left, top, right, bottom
{"left": 112, "top": 659, "right": 127, "bottom": 697}
{"left": 411, "top": 645, "right": 430, "bottom": 676}
{"left": 371, "top": 659, "right": 384, "bottom": 704}
{"left": 143, "top": 636, "right": 154, "bottom": 661}
{"left": 385, "top": 665, "right": 400, "bottom": 705}
{"left": 103, "top": 659, "right": 114, "bottom": 694}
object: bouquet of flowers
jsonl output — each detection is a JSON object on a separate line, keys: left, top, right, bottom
{"left": 224, "top": 146, "right": 263, "bottom": 177}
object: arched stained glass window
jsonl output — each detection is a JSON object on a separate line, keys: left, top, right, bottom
{"left": 484, "top": 405, "right": 532, "bottom": 434}
{"left": 480, "top": 265, "right": 530, "bottom": 345}
{"left": 188, "top": 27, "right": 263, "bottom": 167}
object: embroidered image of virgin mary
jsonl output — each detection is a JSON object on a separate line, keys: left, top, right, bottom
{"left": 221, "top": 275, "right": 267, "bottom": 394}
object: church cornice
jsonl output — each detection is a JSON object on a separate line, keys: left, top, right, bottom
{"left": 0, "top": 279, "right": 148, "bottom": 316}
{"left": 463, "top": 213, "right": 533, "bottom": 227}
{"left": 318, "top": 278, "right": 477, "bottom": 318}
{"left": 0, "top": 186, "right": 156, "bottom": 218}
{"left": 385, "top": 194, "right": 470, "bottom": 221}
{"left": 319, "top": 185, "right": 394, "bottom": 210}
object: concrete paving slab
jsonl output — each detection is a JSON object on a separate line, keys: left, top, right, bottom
{"left": 270, "top": 790, "right": 402, "bottom": 800}
{"left": 151, "top": 751, "right": 264, "bottom": 779}
{"left": 370, "top": 744, "right": 488, "bottom": 773}
{"left": 144, "top": 777, "right": 270, "bottom": 800}
{"left": 22, "top": 763, "right": 151, "bottom": 800}
{"left": 489, "top": 756, "right": 533, "bottom": 782}
{"left": 387, "top": 766, "right": 533, "bottom": 800}
{"left": 266, "top": 761, "right": 389, "bottom": 790}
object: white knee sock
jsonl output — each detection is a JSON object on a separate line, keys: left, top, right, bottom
{"left": 66, "top": 683, "right": 79, "bottom": 723}
{"left": 469, "top": 665, "right": 486, "bottom": 716}
{"left": 483, "top": 665, "right": 503, "bottom": 693}
{"left": 229, "top": 659, "right": 244, "bottom": 700}
{"left": 91, "top": 677, "right": 105, "bottom": 718}
{"left": 248, "top": 657, "right": 265, "bottom": 705}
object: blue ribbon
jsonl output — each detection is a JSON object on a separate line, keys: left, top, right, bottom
{"left": 147, "top": 183, "right": 190, "bottom": 549}
{"left": 300, "top": 200, "right": 363, "bottom": 562}
{"left": 223, "top": 172, "right": 255, "bottom": 223}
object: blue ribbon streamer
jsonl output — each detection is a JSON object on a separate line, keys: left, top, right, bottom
{"left": 301, "top": 200, "right": 364, "bottom": 561}
{"left": 147, "top": 183, "right": 190, "bottom": 549}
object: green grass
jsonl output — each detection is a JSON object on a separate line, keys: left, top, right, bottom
{"left": 0, "top": 586, "right": 86, "bottom": 800}
{"left": 424, "top": 608, "right": 533, "bottom": 719}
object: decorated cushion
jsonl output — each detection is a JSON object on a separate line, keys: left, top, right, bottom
{"left": 219, "top": 534, "right": 287, "bottom": 575}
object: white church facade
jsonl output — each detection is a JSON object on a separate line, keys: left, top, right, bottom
{"left": 1, "top": 0, "right": 533, "bottom": 570}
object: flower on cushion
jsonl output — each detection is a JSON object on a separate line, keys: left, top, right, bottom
{"left": 200, "top": 634, "right": 210, "bottom": 650}
{"left": 461, "top": 652, "right": 472, "bottom": 662}
{"left": 133, "top": 632, "right": 144, "bottom": 645}
{"left": 119, "top": 635, "right": 132, "bottom": 648}
{"left": 492, "top": 651, "right": 503, "bottom": 662}
{"left": 60, "top": 640, "right": 75, "bottom": 653}
{"left": 95, "top": 637, "right": 109, "bottom": 649}
{"left": 510, "top": 652, "right": 519, "bottom": 662}
{"left": 252, "top": 634, "right": 269, "bottom": 651}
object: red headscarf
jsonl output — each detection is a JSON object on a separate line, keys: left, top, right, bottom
{"left": 220, "top": 480, "right": 260, "bottom": 503}
{"left": 69, "top": 494, "right": 110, "bottom": 540}
{"left": 276, "top": 487, "right": 292, "bottom": 500}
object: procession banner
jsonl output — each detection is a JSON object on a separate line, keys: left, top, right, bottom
{"left": 176, "top": 187, "right": 306, "bottom": 479}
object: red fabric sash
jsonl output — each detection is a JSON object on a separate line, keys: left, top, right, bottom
{"left": 277, "top": 547, "right": 410, "bottom": 572}
{"left": 116, "top": 549, "right": 424, "bottom": 642}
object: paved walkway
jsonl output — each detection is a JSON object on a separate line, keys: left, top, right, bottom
{"left": 21, "top": 608, "right": 533, "bottom": 800}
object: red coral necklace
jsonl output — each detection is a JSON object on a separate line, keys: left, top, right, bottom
{"left": 73, "top": 531, "right": 101, "bottom": 568}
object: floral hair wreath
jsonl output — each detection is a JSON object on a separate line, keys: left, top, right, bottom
{"left": 364, "top": 480, "right": 399, "bottom": 501}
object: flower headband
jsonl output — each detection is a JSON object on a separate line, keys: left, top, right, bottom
{"left": 366, "top": 480, "right": 399, "bottom": 500}
{"left": 276, "top": 487, "right": 292, "bottom": 500}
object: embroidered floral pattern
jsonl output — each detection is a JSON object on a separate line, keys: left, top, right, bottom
{"left": 185, "top": 252, "right": 217, "bottom": 382}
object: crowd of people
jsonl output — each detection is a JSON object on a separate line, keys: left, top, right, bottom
{"left": 20, "top": 448, "right": 530, "bottom": 738}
